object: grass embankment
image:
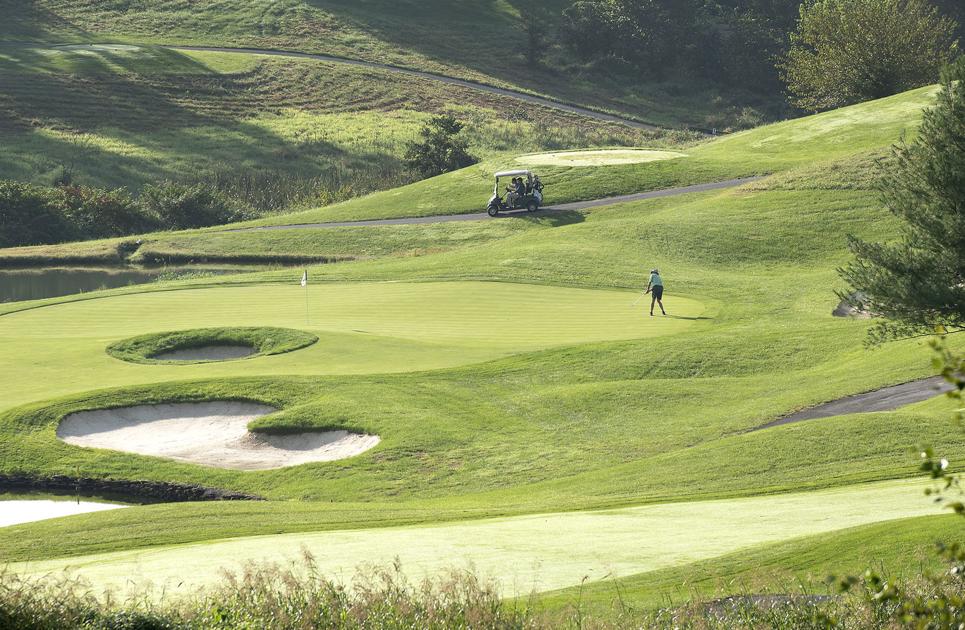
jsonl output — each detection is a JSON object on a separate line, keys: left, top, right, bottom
{"left": 106, "top": 326, "right": 318, "bottom": 364}
{"left": 0, "top": 0, "right": 783, "bottom": 128}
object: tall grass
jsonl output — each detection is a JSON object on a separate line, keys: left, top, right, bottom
{"left": 2, "top": 556, "right": 962, "bottom": 629}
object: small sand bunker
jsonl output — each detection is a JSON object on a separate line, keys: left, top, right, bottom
{"left": 151, "top": 345, "right": 256, "bottom": 362}
{"left": 0, "top": 500, "right": 126, "bottom": 528}
{"left": 58, "top": 402, "right": 380, "bottom": 470}
{"left": 516, "top": 149, "right": 686, "bottom": 167}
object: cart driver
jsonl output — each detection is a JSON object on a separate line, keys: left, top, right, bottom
{"left": 505, "top": 178, "right": 519, "bottom": 206}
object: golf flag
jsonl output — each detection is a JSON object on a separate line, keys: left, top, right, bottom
{"left": 300, "top": 270, "right": 308, "bottom": 287}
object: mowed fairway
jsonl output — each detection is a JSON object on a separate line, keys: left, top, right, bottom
{"left": 0, "top": 281, "right": 703, "bottom": 411}
{"left": 9, "top": 479, "right": 937, "bottom": 598}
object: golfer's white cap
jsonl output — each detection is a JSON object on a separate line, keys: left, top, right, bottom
{"left": 651, "top": 268, "right": 659, "bottom": 274}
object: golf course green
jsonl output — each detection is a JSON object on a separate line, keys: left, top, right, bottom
{"left": 0, "top": 72, "right": 961, "bottom": 614}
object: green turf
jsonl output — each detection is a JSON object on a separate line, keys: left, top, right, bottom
{"left": 0, "top": 281, "right": 702, "bottom": 412}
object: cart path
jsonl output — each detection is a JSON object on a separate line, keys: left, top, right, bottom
{"left": 229, "top": 176, "right": 763, "bottom": 232}
{"left": 753, "top": 376, "right": 954, "bottom": 432}
{"left": 166, "top": 45, "right": 660, "bottom": 131}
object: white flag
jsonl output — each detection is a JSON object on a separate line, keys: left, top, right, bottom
{"left": 300, "top": 270, "right": 308, "bottom": 287}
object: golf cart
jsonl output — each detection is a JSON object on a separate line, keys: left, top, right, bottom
{"left": 487, "top": 169, "right": 543, "bottom": 217}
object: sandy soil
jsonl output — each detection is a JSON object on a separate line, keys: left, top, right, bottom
{"left": 516, "top": 149, "right": 686, "bottom": 167}
{"left": 152, "top": 345, "right": 256, "bottom": 361}
{"left": 0, "top": 500, "right": 125, "bottom": 528}
{"left": 58, "top": 402, "right": 380, "bottom": 470}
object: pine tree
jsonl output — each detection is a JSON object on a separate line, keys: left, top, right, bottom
{"left": 840, "top": 58, "right": 965, "bottom": 340}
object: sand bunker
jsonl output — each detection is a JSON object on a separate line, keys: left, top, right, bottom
{"left": 516, "top": 149, "right": 686, "bottom": 167}
{"left": 0, "top": 500, "right": 126, "bottom": 528}
{"left": 151, "top": 345, "right": 256, "bottom": 361}
{"left": 58, "top": 402, "right": 380, "bottom": 470}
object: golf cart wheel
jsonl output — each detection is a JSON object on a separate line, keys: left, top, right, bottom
{"left": 527, "top": 201, "right": 538, "bottom": 213}
{"left": 487, "top": 206, "right": 499, "bottom": 217}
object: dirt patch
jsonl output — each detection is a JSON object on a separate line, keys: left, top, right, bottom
{"left": 151, "top": 345, "right": 256, "bottom": 361}
{"left": 57, "top": 402, "right": 380, "bottom": 470}
{"left": 516, "top": 149, "right": 686, "bottom": 167}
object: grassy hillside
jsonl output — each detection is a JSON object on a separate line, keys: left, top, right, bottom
{"left": 0, "top": 44, "right": 659, "bottom": 214}
{"left": 0, "top": 84, "right": 934, "bottom": 266}
{"left": 0, "top": 0, "right": 782, "bottom": 128}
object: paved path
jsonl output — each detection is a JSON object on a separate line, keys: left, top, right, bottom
{"left": 169, "top": 45, "right": 660, "bottom": 131}
{"left": 754, "top": 376, "right": 954, "bottom": 432}
{"left": 231, "top": 177, "right": 763, "bottom": 232}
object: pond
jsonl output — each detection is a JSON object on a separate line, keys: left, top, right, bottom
{"left": 0, "top": 266, "right": 268, "bottom": 303}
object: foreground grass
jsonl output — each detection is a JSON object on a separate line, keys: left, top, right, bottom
{"left": 6, "top": 479, "right": 944, "bottom": 598}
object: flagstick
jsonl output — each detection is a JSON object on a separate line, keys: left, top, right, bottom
{"left": 301, "top": 269, "right": 310, "bottom": 326}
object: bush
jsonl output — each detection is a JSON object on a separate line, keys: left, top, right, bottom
{"left": 140, "top": 181, "right": 253, "bottom": 230}
{"left": 56, "top": 185, "right": 157, "bottom": 239}
{"left": 403, "top": 115, "right": 478, "bottom": 179}
{"left": 0, "top": 180, "right": 75, "bottom": 248}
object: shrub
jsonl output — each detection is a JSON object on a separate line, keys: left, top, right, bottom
{"left": 403, "top": 115, "right": 478, "bottom": 179}
{"left": 0, "top": 180, "right": 74, "bottom": 248}
{"left": 140, "top": 181, "right": 253, "bottom": 230}
{"left": 55, "top": 185, "right": 157, "bottom": 239}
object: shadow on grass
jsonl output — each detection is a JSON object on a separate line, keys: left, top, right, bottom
{"left": 495, "top": 209, "right": 586, "bottom": 227}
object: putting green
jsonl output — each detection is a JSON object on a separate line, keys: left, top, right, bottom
{"left": 515, "top": 149, "right": 687, "bottom": 167}
{"left": 0, "top": 281, "right": 703, "bottom": 412}
{"left": 11, "top": 479, "right": 936, "bottom": 599}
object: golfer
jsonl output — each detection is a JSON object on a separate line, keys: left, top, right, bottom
{"left": 645, "top": 268, "right": 666, "bottom": 316}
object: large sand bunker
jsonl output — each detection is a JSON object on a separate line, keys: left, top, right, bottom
{"left": 58, "top": 402, "right": 379, "bottom": 470}
{"left": 516, "top": 149, "right": 686, "bottom": 167}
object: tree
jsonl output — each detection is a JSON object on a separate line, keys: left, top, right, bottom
{"left": 782, "top": 0, "right": 959, "bottom": 111}
{"left": 403, "top": 115, "right": 477, "bottom": 179}
{"left": 839, "top": 58, "right": 965, "bottom": 340}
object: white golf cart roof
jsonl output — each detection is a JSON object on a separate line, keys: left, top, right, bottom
{"left": 494, "top": 169, "right": 533, "bottom": 178}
